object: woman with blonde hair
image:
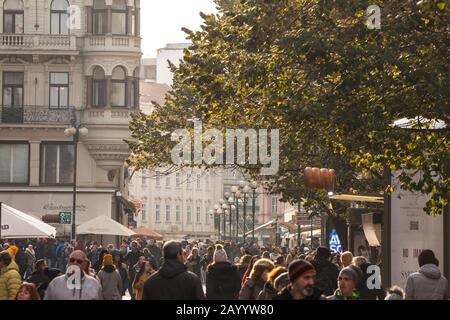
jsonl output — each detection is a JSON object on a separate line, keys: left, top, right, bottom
{"left": 257, "top": 266, "right": 287, "bottom": 300}
{"left": 238, "top": 258, "right": 275, "bottom": 300}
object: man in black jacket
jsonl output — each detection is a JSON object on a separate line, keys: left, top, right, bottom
{"left": 310, "top": 247, "right": 340, "bottom": 296}
{"left": 142, "top": 240, "right": 205, "bottom": 300}
{"left": 273, "top": 259, "right": 325, "bottom": 300}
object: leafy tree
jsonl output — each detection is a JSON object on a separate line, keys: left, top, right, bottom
{"left": 128, "top": 0, "right": 449, "bottom": 215}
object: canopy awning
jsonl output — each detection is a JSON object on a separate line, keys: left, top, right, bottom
{"left": 130, "top": 227, "right": 163, "bottom": 240}
{"left": 0, "top": 203, "right": 56, "bottom": 239}
{"left": 329, "top": 194, "right": 384, "bottom": 203}
{"left": 117, "top": 196, "right": 136, "bottom": 213}
{"left": 77, "top": 215, "right": 136, "bottom": 236}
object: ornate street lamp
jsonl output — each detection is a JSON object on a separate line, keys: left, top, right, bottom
{"left": 249, "top": 180, "right": 259, "bottom": 243}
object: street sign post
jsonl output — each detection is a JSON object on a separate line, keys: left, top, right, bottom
{"left": 59, "top": 212, "right": 72, "bottom": 225}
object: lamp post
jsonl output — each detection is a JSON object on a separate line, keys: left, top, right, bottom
{"left": 297, "top": 190, "right": 302, "bottom": 252}
{"left": 64, "top": 124, "right": 88, "bottom": 242}
{"left": 212, "top": 206, "right": 220, "bottom": 241}
{"left": 249, "top": 180, "right": 258, "bottom": 243}
{"left": 242, "top": 185, "right": 251, "bottom": 243}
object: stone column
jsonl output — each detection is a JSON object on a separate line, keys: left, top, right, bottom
{"left": 106, "top": 76, "right": 112, "bottom": 107}
{"left": 127, "top": 6, "right": 133, "bottom": 35}
{"left": 86, "top": 76, "right": 93, "bottom": 108}
{"left": 135, "top": 7, "right": 140, "bottom": 37}
{"left": 29, "top": 141, "right": 41, "bottom": 186}
{"left": 86, "top": 6, "right": 93, "bottom": 34}
{"left": 107, "top": 5, "right": 112, "bottom": 35}
{"left": 126, "top": 76, "right": 133, "bottom": 107}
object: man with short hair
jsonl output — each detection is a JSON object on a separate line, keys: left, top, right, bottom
{"left": 311, "top": 247, "right": 340, "bottom": 296}
{"left": 326, "top": 265, "right": 361, "bottom": 300}
{"left": 142, "top": 241, "right": 204, "bottom": 300}
{"left": 273, "top": 259, "right": 324, "bottom": 300}
{"left": 44, "top": 250, "right": 102, "bottom": 300}
{"left": 27, "top": 259, "right": 51, "bottom": 299}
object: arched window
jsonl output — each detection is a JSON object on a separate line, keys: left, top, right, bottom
{"left": 92, "top": 66, "right": 106, "bottom": 107}
{"left": 92, "top": 0, "right": 107, "bottom": 35}
{"left": 51, "top": 0, "right": 69, "bottom": 34}
{"left": 3, "top": 0, "right": 24, "bottom": 34}
{"left": 111, "top": 66, "right": 126, "bottom": 107}
{"left": 112, "top": 0, "right": 127, "bottom": 35}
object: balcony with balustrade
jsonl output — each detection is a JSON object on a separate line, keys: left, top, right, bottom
{"left": 0, "top": 105, "right": 75, "bottom": 125}
{"left": 0, "top": 34, "right": 78, "bottom": 54}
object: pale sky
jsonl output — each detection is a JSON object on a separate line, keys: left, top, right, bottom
{"left": 140, "top": 0, "right": 218, "bottom": 57}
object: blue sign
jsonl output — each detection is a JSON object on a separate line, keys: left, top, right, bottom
{"left": 329, "top": 229, "right": 343, "bottom": 253}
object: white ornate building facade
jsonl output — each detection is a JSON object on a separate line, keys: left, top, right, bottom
{"left": 0, "top": 0, "right": 141, "bottom": 240}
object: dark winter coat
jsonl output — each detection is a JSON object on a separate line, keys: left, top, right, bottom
{"left": 238, "top": 278, "right": 266, "bottom": 300}
{"left": 310, "top": 257, "right": 339, "bottom": 296}
{"left": 272, "top": 286, "right": 325, "bottom": 300}
{"left": 26, "top": 270, "right": 50, "bottom": 299}
{"left": 236, "top": 263, "right": 249, "bottom": 283}
{"left": 257, "top": 281, "right": 278, "bottom": 300}
{"left": 206, "top": 261, "right": 241, "bottom": 300}
{"left": 142, "top": 259, "right": 205, "bottom": 300}
{"left": 187, "top": 255, "right": 202, "bottom": 278}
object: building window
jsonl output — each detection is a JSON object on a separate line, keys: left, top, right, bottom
{"left": 176, "top": 173, "right": 180, "bottom": 187}
{"left": 141, "top": 174, "right": 147, "bottom": 186}
{"left": 0, "top": 143, "right": 28, "bottom": 184}
{"left": 40, "top": 143, "right": 74, "bottom": 184}
{"left": 131, "top": 2, "right": 136, "bottom": 35}
{"left": 141, "top": 203, "right": 146, "bottom": 221}
{"left": 165, "top": 205, "right": 170, "bottom": 222}
{"left": 92, "top": 0, "right": 107, "bottom": 35}
{"left": 205, "top": 207, "right": 209, "bottom": 224}
{"left": 49, "top": 72, "right": 69, "bottom": 109}
{"left": 186, "top": 174, "right": 192, "bottom": 189}
{"left": 3, "top": 0, "right": 24, "bottom": 34}
{"left": 271, "top": 195, "right": 278, "bottom": 214}
{"left": 155, "top": 174, "right": 161, "bottom": 187}
{"left": 92, "top": 66, "right": 106, "bottom": 107}
{"left": 196, "top": 174, "right": 201, "bottom": 189}
{"left": 50, "top": 0, "right": 69, "bottom": 34}
{"left": 155, "top": 204, "right": 160, "bottom": 222}
{"left": 176, "top": 205, "right": 181, "bottom": 223}
{"left": 112, "top": 0, "right": 127, "bottom": 35}
{"left": 165, "top": 176, "right": 170, "bottom": 188}
{"left": 196, "top": 207, "right": 201, "bottom": 223}
{"left": 111, "top": 66, "right": 126, "bottom": 107}
{"left": 2, "top": 72, "right": 23, "bottom": 123}
{"left": 187, "top": 206, "right": 192, "bottom": 224}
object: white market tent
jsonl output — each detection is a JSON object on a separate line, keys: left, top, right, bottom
{"left": 0, "top": 203, "right": 56, "bottom": 239}
{"left": 76, "top": 215, "right": 136, "bottom": 237}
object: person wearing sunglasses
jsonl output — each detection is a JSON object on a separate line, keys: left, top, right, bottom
{"left": 44, "top": 250, "right": 102, "bottom": 300}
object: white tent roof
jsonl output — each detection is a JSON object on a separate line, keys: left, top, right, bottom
{"left": 77, "top": 215, "right": 136, "bottom": 236}
{"left": 0, "top": 203, "right": 56, "bottom": 239}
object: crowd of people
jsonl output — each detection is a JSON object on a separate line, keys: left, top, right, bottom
{"left": 0, "top": 238, "right": 449, "bottom": 300}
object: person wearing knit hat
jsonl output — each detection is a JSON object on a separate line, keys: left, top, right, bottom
{"left": 205, "top": 244, "right": 241, "bottom": 300}
{"left": 97, "top": 253, "right": 123, "bottom": 300}
{"left": 273, "top": 259, "right": 324, "bottom": 300}
{"left": 311, "top": 246, "right": 339, "bottom": 296}
{"left": 326, "top": 265, "right": 361, "bottom": 300}
{"left": 405, "top": 249, "right": 450, "bottom": 300}
{"left": 273, "top": 272, "right": 289, "bottom": 291}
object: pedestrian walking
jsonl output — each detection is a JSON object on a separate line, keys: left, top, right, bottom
{"left": 133, "top": 261, "right": 154, "bottom": 300}
{"left": 405, "top": 249, "right": 450, "bottom": 300}
{"left": 206, "top": 245, "right": 241, "bottom": 300}
{"left": 44, "top": 250, "right": 102, "bottom": 300}
{"left": 15, "top": 282, "right": 41, "bottom": 300}
{"left": 340, "top": 251, "right": 353, "bottom": 268}
{"left": 0, "top": 251, "right": 22, "bottom": 300}
{"left": 25, "top": 245, "right": 36, "bottom": 279}
{"left": 273, "top": 259, "right": 324, "bottom": 300}
{"left": 97, "top": 254, "right": 122, "bottom": 300}
{"left": 142, "top": 241, "right": 204, "bottom": 300}
{"left": 241, "top": 256, "right": 261, "bottom": 287}
{"left": 186, "top": 247, "right": 202, "bottom": 279}
{"left": 26, "top": 259, "right": 50, "bottom": 299}
{"left": 236, "top": 254, "right": 252, "bottom": 283}
{"left": 257, "top": 266, "right": 287, "bottom": 300}
{"left": 326, "top": 265, "right": 362, "bottom": 300}
{"left": 310, "top": 247, "right": 339, "bottom": 296}
{"left": 239, "top": 258, "right": 275, "bottom": 300}
{"left": 384, "top": 285, "right": 404, "bottom": 300}
{"left": 112, "top": 250, "right": 129, "bottom": 297}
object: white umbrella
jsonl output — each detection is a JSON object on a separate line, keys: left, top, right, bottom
{"left": 77, "top": 215, "right": 136, "bottom": 237}
{"left": 0, "top": 203, "right": 56, "bottom": 239}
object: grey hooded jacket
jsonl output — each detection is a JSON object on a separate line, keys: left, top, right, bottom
{"left": 44, "top": 274, "right": 103, "bottom": 300}
{"left": 405, "top": 264, "right": 450, "bottom": 300}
